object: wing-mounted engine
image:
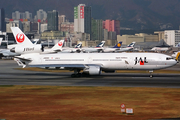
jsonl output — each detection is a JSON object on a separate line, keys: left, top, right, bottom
{"left": 10, "top": 44, "right": 43, "bottom": 54}
{"left": 83, "top": 66, "right": 101, "bottom": 75}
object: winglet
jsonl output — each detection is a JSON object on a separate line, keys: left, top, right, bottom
{"left": 11, "top": 27, "right": 33, "bottom": 45}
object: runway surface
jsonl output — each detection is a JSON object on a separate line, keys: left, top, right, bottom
{"left": 0, "top": 60, "right": 180, "bottom": 88}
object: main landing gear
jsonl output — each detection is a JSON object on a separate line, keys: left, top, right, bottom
{"left": 71, "top": 70, "right": 89, "bottom": 78}
{"left": 149, "top": 70, "right": 153, "bottom": 78}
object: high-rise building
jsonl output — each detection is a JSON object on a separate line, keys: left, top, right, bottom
{"left": 24, "top": 11, "right": 32, "bottom": 20}
{"left": 6, "top": 20, "right": 23, "bottom": 33}
{"left": 12, "top": 11, "right": 21, "bottom": 20}
{"left": 12, "top": 11, "right": 32, "bottom": 20}
{"left": 91, "top": 18, "right": 103, "bottom": 41}
{"left": 103, "top": 20, "right": 120, "bottom": 35}
{"left": 58, "top": 15, "right": 66, "bottom": 31}
{"left": 47, "top": 10, "right": 58, "bottom": 31}
{"left": 74, "top": 4, "right": 91, "bottom": 35}
{"left": 60, "top": 22, "right": 74, "bottom": 33}
{"left": 164, "top": 30, "right": 180, "bottom": 47}
{"left": 36, "top": 9, "right": 47, "bottom": 21}
{"left": 0, "top": 8, "right": 5, "bottom": 32}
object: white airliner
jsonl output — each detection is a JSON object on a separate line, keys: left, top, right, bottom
{"left": 14, "top": 52, "right": 178, "bottom": 78}
{"left": 81, "top": 41, "right": 105, "bottom": 53}
{"left": 10, "top": 27, "right": 64, "bottom": 54}
{"left": 117, "top": 42, "right": 136, "bottom": 52}
{"left": 61, "top": 42, "right": 82, "bottom": 53}
{"left": 0, "top": 37, "right": 21, "bottom": 57}
{"left": 0, "top": 40, "right": 64, "bottom": 57}
{"left": 102, "top": 42, "right": 122, "bottom": 53}
{"left": 10, "top": 27, "right": 44, "bottom": 54}
{"left": 151, "top": 46, "right": 170, "bottom": 52}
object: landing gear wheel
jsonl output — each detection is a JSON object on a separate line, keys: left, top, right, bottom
{"left": 149, "top": 70, "right": 153, "bottom": 78}
{"left": 77, "top": 73, "right": 82, "bottom": 77}
{"left": 71, "top": 74, "right": 76, "bottom": 78}
{"left": 82, "top": 73, "right": 90, "bottom": 77}
{"left": 150, "top": 75, "right": 153, "bottom": 78}
{"left": 71, "top": 73, "right": 82, "bottom": 78}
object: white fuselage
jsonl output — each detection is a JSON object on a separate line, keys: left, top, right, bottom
{"left": 102, "top": 48, "right": 119, "bottom": 53}
{"left": 22, "top": 53, "right": 177, "bottom": 71}
{"left": 151, "top": 47, "right": 169, "bottom": 51}
{"left": 81, "top": 47, "right": 103, "bottom": 53}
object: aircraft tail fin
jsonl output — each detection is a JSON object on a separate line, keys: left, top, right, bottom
{"left": 127, "top": 42, "right": 136, "bottom": 47}
{"left": 96, "top": 41, "right": 105, "bottom": 47}
{"left": 113, "top": 42, "right": 122, "bottom": 48}
{"left": 75, "top": 42, "right": 82, "bottom": 48}
{"left": 51, "top": 40, "right": 64, "bottom": 51}
{"left": 0, "top": 38, "right": 2, "bottom": 46}
{"left": 175, "top": 42, "right": 180, "bottom": 47}
{"left": 11, "top": 27, "right": 33, "bottom": 45}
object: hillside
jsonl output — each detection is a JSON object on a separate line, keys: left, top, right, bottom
{"left": 1, "top": 0, "right": 180, "bottom": 30}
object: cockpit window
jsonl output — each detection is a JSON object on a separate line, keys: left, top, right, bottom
{"left": 166, "top": 57, "right": 173, "bottom": 60}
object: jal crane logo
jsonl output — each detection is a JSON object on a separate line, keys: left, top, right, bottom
{"left": 16, "top": 33, "right": 25, "bottom": 43}
{"left": 58, "top": 41, "right": 63, "bottom": 46}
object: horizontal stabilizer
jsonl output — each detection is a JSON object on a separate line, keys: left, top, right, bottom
{"left": 14, "top": 56, "right": 32, "bottom": 62}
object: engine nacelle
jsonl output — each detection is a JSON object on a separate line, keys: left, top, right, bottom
{"left": 10, "top": 44, "right": 43, "bottom": 54}
{"left": 83, "top": 66, "right": 101, "bottom": 75}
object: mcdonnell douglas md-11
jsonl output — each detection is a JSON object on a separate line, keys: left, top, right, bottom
{"left": 14, "top": 52, "right": 179, "bottom": 78}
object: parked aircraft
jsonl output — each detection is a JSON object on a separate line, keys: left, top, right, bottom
{"left": 0, "top": 37, "right": 21, "bottom": 57}
{"left": 151, "top": 46, "right": 170, "bottom": 52}
{"left": 102, "top": 42, "right": 122, "bottom": 53}
{"left": 81, "top": 41, "right": 105, "bottom": 53}
{"left": 0, "top": 40, "right": 64, "bottom": 57}
{"left": 61, "top": 42, "right": 82, "bottom": 53}
{"left": 0, "top": 27, "right": 64, "bottom": 57}
{"left": 117, "top": 42, "right": 136, "bottom": 52}
{"left": 14, "top": 52, "right": 178, "bottom": 78}
{"left": 10, "top": 27, "right": 44, "bottom": 54}
{"left": 10, "top": 27, "right": 64, "bottom": 54}
{"left": 150, "top": 40, "right": 171, "bottom": 52}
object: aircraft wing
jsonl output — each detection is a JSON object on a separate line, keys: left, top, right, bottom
{"left": 29, "top": 64, "right": 101, "bottom": 69}
{"left": 29, "top": 64, "right": 85, "bottom": 68}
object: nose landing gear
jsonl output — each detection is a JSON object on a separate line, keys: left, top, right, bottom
{"left": 149, "top": 70, "right": 153, "bottom": 78}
